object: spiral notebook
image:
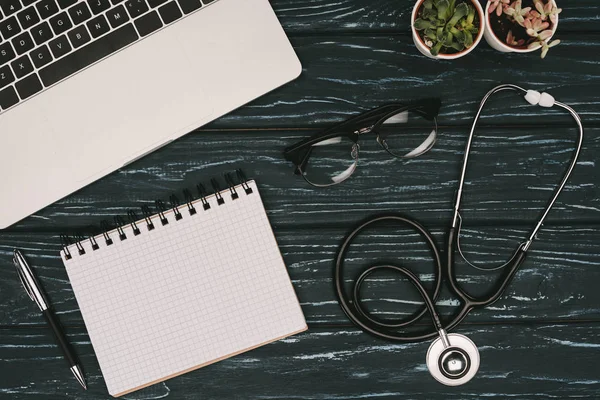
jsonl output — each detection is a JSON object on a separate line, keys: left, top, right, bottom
{"left": 60, "top": 172, "right": 307, "bottom": 397}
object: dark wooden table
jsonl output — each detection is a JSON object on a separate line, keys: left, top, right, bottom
{"left": 2, "top": 1, "right": 600, "bottom": 398}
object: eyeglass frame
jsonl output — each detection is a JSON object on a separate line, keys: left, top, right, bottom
{"left": 283, "top": 98, "right": 441, "bottom": 187}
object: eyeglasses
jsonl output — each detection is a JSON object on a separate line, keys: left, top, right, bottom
{"left": 283, "top": 99, "right": 441, "bottom": 187}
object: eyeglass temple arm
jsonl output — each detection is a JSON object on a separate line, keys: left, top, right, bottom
{"left": 295, "top": 147, "right": 313, "bottom": 175}
{"left": 284, "top": 104, "right": 412, "bottom": 156}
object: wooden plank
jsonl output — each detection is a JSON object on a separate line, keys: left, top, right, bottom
{"left": 272, "top": 0, "right": 600, "bottom": 33}
{"left": 1, "top": 225, "right": 599, "bottom": 326}
{"left": 4, "top": 125, "right": 595, "bottom": 231}
{"left": 203, "top": 34, "right": 600, "bottom": 128}
{"left": 0, "top": 2, "right": 596, "bottom": 398}
{"left": 2, "top": 323, "right": 600, "bottom": 398}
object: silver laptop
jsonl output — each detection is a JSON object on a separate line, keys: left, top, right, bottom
{"left": 0, "top": 0, "right": 301, "bottom": 229}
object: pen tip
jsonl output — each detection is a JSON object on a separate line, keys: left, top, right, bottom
{"left": 71, "top": 365, "right": 87, "bottom": 390}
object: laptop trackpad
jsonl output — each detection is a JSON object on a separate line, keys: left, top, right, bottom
{"left": 41, "top": 29, "right": 213, "bottom": 182}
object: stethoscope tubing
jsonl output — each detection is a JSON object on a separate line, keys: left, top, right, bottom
{"left": 335, "top": 84, "right": 585, "bottom": 344}
{"left": 525, "top": 99, "right": 584, "bottom": 246}
{"left": 335, "top": 214, "right": 464, "bottom": 342}
{"left": 334, "top": 214, "right": 482, "bottom": 343}
{"left": 451, "top": 84, "right": 526, "bottom": 229}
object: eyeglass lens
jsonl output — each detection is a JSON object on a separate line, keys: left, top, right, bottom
{"left": 377, "top": 109, "right": 437, "bottom": 158}
{"left": 298, "top": 108, "right": 437, "bottom": 187}
{"left": 299, "top": 137, "right": 359, "bottom": 187}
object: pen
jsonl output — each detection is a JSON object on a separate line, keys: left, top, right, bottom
{"left": 13, "top": 249, "right": 87, "bottom": 390}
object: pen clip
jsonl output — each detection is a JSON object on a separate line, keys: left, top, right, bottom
{"left": 13, "top": 250, "right": 35, "bottom": 302}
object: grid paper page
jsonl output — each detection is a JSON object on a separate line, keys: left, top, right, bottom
{"left": 62, "top": 181, "right": 307, "bottom": 397}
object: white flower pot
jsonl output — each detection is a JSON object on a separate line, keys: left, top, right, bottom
{"left": 411, "top": 0, "right": 486, "bottom": 60}
{"left": 484, "top": 0, "right": 559, "bottom": 53}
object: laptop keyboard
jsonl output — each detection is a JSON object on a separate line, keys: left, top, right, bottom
{"left": 0, "top": 0, "right": 217, "bottom": 112}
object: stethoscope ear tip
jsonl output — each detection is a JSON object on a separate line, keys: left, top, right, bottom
{"left": 426, "top": 333, "right": 480, "bottom": 386}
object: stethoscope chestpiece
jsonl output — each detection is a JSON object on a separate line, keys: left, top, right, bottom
{"left": 426, "top": 331, "right": 480, "bottom": 386}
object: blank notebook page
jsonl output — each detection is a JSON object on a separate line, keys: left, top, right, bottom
{"left": 62, "top": 180, "right": 307, "bottom": 397}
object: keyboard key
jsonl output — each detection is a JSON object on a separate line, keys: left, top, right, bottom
{"left": 0, "top": 86, "right": 19, "bottom": 110}
{"left": 15, "top": 73, "right": 43, "bottom": 99}
{"left": 57, "top": 0, "right": 77, "bottom": 8}
{"left": 134, "top": 11, "right": 162, "bottom": 36}
{"left": 89, "top": 0, "right": 111, "bottom": 14}
{"left": 36, "top": 0, "right": 60, "bottom": 19}
{"left": 50, "top": 12, "right": 73, "bottom": 35}
{"left": 87, "top": 15, "right": 110, "bottom": 38}
{"left": 31, "top": 45, "right": 53, "bottom": 68}
{"left": 49, "top": 34, "right": 71, "bottom": 58}
{"left": 0, "top": 16, "right": 21, "bottom": 40}
{"left": 0, "top": 65, "right": 15, "bottom": 89}
{"left": 148, "top": 0, "right": 168, "bottom": 7}
{"left": 12, "top": 32, "right": 35, "bottom": 55}
{"left": 67, "top": 25, "right": 91, "bottom": 48}
{"left": 125, "top": 0, "right": 149, "bottom": 18}
{"left": 68, "top": 2, "right": 92, "bottom": 25}
{"left": 158, "top": 2, "right": 182, "bottom": 24}
{"left": 112, "top": 0, "right": 125, "bottom": 4}
{"left": 177, "top": 0, "right": 201, "bottom": 14}
{"left": 1, "top": 1, "right": 22, "bottom": 17}
{"left": 40, "top": 23, "right": 138, "bottom": 87}
{"left": 17, "top": 6, "right": 41, "bottom": 30}
{"left": 0, "top": 43, "right": 16, "bottom": 65}
{"left": 11, "top": 55, "right": 34, "bottom": 78}
{"left": 106, "top": 5, "right": 130, "bottom": 28}
{"left": 22, "top": 0, "right": 38, "bottom": 6}
{"left": 31, "top": 22, "right": 53, "bottom": 45}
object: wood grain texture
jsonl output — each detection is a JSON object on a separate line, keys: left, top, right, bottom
{"left": 1, "top": 0, "right": 599, "bottom": 398}
{"left": 203, "top": 34, "right": 600, "bottom": 128}
{"left": 272, "top": 0, "right": 600, "bottom": 33}
{"left": 3, "top": 126, "right": 596, "bottom": 231}
{"left": 1, "top": 225, "right": 599, "bottom": 326}
{"left": 2, "top": 324, "right": 600, "bottom": 399}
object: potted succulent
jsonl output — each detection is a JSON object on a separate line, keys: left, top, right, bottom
{"left": 484, "top": 0, "right": 561, "bottom": 58}
{"left": 411, "top": 0, "right": 485, "bottom": 59}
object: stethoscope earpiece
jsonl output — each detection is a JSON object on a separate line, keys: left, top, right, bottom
{"left": 426, "top": 331, "right": 479, "bottom": 386}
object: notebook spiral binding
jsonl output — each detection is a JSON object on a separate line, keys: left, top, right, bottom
{"left": 61, "top": 169, "right": 253, "bottom": 260}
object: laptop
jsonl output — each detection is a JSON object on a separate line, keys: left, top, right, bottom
{"left": 0, "top": 0, "right": 301, "bottom": 229}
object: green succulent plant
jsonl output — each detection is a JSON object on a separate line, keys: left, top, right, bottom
{"left": 413, "top": 0, "right": 480, "bottom": 56}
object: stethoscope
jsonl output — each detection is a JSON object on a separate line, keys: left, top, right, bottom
{"left": 334, "top": 84, "right": 584, "bottom": 386}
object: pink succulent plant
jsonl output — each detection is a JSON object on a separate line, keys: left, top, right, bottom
{"left": 493, "top": 0, "right": 561, "bottom": 58}
{"left": 534, "top": 0, "right": 562, "bottom": 24}
{"left": 505, "top": 0, "right": 532, "bottom": 27}
{"left": 528, "top": 38, "right": 560, "bottom": 58}
{"left": 506, "top": 30, "right": 525, "bottom": 46}
{"left": 488, "top": 0, "right": 510, "bottom": 16}
{"left": 524, "top": 17, "right": 550, "bottom": 37}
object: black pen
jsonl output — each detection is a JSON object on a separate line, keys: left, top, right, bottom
{"left": 13, "top": 249, "right": 87, "bottom": 390}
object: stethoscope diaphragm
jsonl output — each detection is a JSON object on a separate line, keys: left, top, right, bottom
{"left": 426, "top": 333, "right": 480, "bottom": 386}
